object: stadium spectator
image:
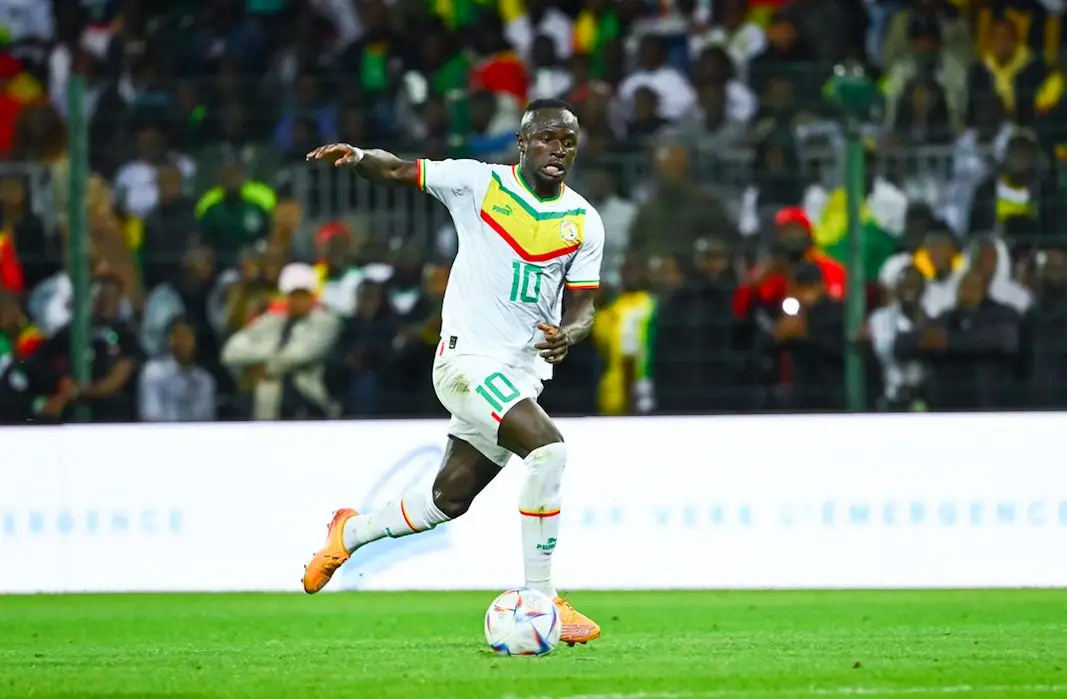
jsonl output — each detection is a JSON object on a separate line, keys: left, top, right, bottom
{"left": 882, "top": 0, "right": 974, "bottom": 72}
{"left": 572, "top": 0, "right": 623, "bottom": 79}
{"left": 809, "top": 143, "right": 908, "bottom": 284}
{"left": 630, "top": 143, "right": 736, "bottom": 258}
{"left": 141, "top": 242, "right": 224, "bottom": 365}
{"left": 334, "top": 280, "right": 397, "bottom": 416}
{"left": 462, "top": 90, "right": 520, "bottom": 160}
{"left": 196, "top": 161, "right": 276, "bottom": 267}
{"left": 738, "top": 128, "right": 806, "bottom": 243}
{"left": 971, "top": 0, "right": 1061, "bottom": 68}
{"left": 869, "top": 264, "right": 934, "bottom": 411}
{"left": 968, "top": 131, "right": 1061, "bottom": 249}
{"left": 139, "top": 317, "right": 218, "bottom": 422}
{"left": 670, "top": 81, "right": 747, "bottom": 152}
{"left": 764, "top": 261, "right": 845, "bottom": 412}
{"left": 1025, "top": 245, "right": 1067, "bottom": 407}
{"left": 653, "top": 237, "right": 740, "bottom": 414}
{"left": 690, "top": 46, "right": 757, "bottom": 124}
{"left": 968, "top": 16, "right": 1046, "bottom": 126}
{"left": 883, "top": 14, "right": 968, "bottom": 136}
{"left": 688, "top": 0, "right": 767, "bottom": 80}
{"left": 58, "top": 273, "right": 141, "bottom": 423}
{"left": 529, "top": 34, "right": 574, "bottom": 101}
{"left": 579, "top": 166, "right": 638, "bottom": 290}
{"left": 194, "top": 101, "right": 281, "bottom": 195}
{"left": 747, "top": 13, "right": 818, "bottom": 102}
{"left": 222, "top": 262, "right": 341, "bottom": 420}
{"left": 592, "top": 256, "right": 657, "bottom": 416}
{"left": 506, "top": 0, "right": 574, "bottom": 63}
{"left": 926, "top": 267, "right": 1023, "bottom": 410}
{"left": 618, "top": 35, "right": 697, "bottom": 122}
{"left": 7, "top": 0, "right": 1067, "bottom": 422}
{"left": 0, "top": 175, "right": 51, "bottom": 294}
{"left": 0, "top": 291, "right": 42, "bottom": 371}
{"left": 962, "top": 234, "right": 1033, "bottom": 315}
{"left": 141, "top": 165, "right": 198, "bottom": 291}
{"left": 733, "top": 206, "right": 846, "bottom": 318}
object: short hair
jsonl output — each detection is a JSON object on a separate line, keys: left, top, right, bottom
{"left": 524, "top": 98, "right": 576, "bottom": 117}
{"left": 519, "top": 98, "right": 578, "bottom": 133}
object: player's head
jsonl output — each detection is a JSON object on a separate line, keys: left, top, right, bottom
{"left": 516, "top": 98, "right": 579, "bottom": 191}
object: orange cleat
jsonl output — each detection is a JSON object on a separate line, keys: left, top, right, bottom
{"left": 302, "top": 508, "right": 358, "bottom": 594}
{"left": 554, "top": 596, "right": 601, "bottom": 646}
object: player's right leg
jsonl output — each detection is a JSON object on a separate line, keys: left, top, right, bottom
{"left": 301, "top": 436, "right": 500, "bottom": 594}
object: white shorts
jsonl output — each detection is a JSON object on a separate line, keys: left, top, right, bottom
{"left": 432, "top": 338, "right": 544, "bottom": 467}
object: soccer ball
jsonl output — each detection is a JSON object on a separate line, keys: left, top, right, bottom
{"left": 484, "top": 588, "right": 561, "bottom": 656}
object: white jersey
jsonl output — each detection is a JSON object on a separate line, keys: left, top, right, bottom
{"left": 417, "top": 158, "right": 605, "bottom": 380}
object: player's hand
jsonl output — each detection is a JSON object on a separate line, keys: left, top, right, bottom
{"left": 535, "top": 323, "right": 571, "bottom": 364}
{"left": 305, "top": 143, "right": 362, "bottom": 167}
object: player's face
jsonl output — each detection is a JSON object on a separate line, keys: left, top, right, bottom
{"left": 519, "top": 109, "right": 579, "bottom": 187}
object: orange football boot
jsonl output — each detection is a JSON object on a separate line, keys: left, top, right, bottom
{"left": 554, "top": 596, "right": 601, "bottom": 645}
{"left": 302, "top": 508, "right": 358, "bottom": 594}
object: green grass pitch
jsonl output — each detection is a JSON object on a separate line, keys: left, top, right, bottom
{"left": 2, "top": 590, "right": 1066, "bottom": 699}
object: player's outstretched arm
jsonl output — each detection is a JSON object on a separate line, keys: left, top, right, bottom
{"left": 305, "top": 143, "right": 419, "bottom": 188}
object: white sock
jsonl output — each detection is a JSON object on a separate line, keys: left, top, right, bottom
{"left": 519, "top": 442, "right": 567, "bottom": 599}
{"left": 341, "top": 483, "right": 450, "bottom": 552}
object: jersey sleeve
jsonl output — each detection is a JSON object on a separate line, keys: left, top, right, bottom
{"left": 416, "top": 159, "right": 489, "bottom": 206}
{"left": 564, "top": 207, "right": 605, "bottom": 291}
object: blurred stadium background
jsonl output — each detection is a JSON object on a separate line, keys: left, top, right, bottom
{"left": 2, "top": 0, "right": 1067, "bottom": 420}
{"left": 2, "top": 1, "right": 1067, "bottom": 697}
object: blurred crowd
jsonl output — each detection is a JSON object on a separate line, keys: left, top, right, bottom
{"left": 1, "top": 0, "right": 1067, "bottom": 423}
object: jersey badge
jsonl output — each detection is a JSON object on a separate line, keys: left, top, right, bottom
{"left": 560, "top": 220, "right": 579, "bottom": 243}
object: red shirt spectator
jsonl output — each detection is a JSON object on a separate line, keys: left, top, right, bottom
{"left": 732, "top": 207, "right": 847, "bottom": 319}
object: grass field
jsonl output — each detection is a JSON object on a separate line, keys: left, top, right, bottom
{"left": 2, "top": 590, "right": 1066, "bottom": 699}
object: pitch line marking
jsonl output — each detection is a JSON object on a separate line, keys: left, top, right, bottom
{"left": 507, "top": 685, "right": 1067, "bottom": 699}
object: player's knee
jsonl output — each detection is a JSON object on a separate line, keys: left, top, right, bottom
{"left": 519, "top": 442, "right": 566, "bottom": 507}
{"left": 432, "top": 469, "right": 478, "bottom": 519}
{"left": 525, "top": 442, "right": 567, "bottom": 472}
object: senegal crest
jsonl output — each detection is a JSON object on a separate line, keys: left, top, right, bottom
{"left": 559, "top": 220, "right": 579, "bottom": 243}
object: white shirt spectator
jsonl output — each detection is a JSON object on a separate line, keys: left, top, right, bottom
{"left": 505, "top": 6, "right": 573, "bottom": 62}
{"left": 869, "top": 303, "right": 930, "bottom": 403}
{"left": 139, "top": 356, "right": 217, "bottom": 422}
{"left": 0, "top": 0, "right": 54, "bottom": 43}
{"left": 689, "top": 23, "right": 767, "bottom": 81}
{"left": 113, "top": 155, "right": 196, "bottom": 219}
{"left": 618, "top": 66, "right": 697, "bottom": 122}
{"left": 530, "top": 67, "right": 574, "bottom": 101}
{"left": 596, "top": 195, "right": 638, "bottom": 289}
{"left": 941, "top": 124, "right": 1013, "bottom": 235}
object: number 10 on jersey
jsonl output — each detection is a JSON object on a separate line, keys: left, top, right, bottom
{"left": 509, "top": 261, "right": 543, "bottom": 303}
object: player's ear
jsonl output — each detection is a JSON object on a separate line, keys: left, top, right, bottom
{"left": 515, "top": 131, "right": 525, "bottom": 154}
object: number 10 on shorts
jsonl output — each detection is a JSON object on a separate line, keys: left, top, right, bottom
{"left": 476, "top": 371, "right": 521, "bottom": 418}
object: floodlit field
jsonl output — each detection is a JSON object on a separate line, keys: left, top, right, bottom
{"left": 3, "top": 590, "right": 1065, "bottom": 699}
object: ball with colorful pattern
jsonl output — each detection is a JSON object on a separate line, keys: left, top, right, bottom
{"left": 484, "top": 588, "right": 561, "bottom": 656}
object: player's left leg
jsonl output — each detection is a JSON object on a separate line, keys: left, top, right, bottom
{"left": 497, "top": 400, "right": 601, "bottom": 646}
{"left": 302, "top": 436, "right": 501, "bottom": 594}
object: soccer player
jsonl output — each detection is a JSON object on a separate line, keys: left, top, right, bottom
{"left": 302, "top": 99, "right": 603, "bottom": 646}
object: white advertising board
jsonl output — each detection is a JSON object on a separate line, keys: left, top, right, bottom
{"left": 1, "top": 413, "right": 1065, "bottom": 593}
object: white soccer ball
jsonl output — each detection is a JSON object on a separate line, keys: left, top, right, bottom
{"left": 484, "top": 588, "right": 561, "bottom": 656}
